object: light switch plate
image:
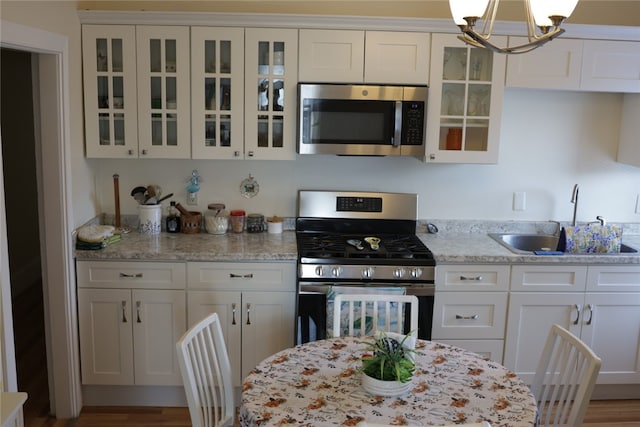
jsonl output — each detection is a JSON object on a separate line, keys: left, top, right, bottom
{"left": 513, "top": 192, "right": 526, "bottom": 211}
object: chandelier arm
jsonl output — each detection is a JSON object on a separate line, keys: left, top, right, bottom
{"left": 461, "top": 27, "right": 565, "bottom": 54}
{"left": 481, "top": 0, "right": 500, "bottom": 40}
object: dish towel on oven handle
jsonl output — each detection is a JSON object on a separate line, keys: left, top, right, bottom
{"left": 557, "top": 224, "right": 622, "bottom": 254}
{"left": 326, "top": 286, "right": 406, "bottom": 338}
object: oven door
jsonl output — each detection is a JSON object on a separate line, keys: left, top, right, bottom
{"left": 296, "top": 282, "right": 434, "bottom": 344}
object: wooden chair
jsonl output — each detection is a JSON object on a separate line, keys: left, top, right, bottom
{"left": 176, "top": 312, "right": 234, "bottom": 427}
{"left": 332, "top": 294, "right": 419, "bottom": 337}
{"left": 530, "top": 324, "right": 602, "bottom": 427}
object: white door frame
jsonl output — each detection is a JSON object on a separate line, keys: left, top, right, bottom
{"left": 0, "top": 20, "right": 82, "bottom": 418}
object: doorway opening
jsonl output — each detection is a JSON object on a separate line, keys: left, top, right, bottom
{"left": 1, "top": 47, "right": 51, "bottom": 425}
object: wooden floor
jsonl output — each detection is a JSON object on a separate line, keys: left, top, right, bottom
{"left": 24, "top": 399, "right": 640, "bottom": 427}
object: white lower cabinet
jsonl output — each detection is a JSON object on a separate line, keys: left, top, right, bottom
{"left": 186, "top": 261, "right": 296, "bottom": 387}
{"left": 77, "top": 261, "right": 187, "bottom": 386}
{"left": 433, "top": 264, "right": 509, "bottom": 362}
{"left": 504, "top": 265, "right": 640, "bottom": 385}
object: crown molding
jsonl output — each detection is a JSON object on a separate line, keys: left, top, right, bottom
{"left": 77, "top": 10, "right": 640, "bottom": 42}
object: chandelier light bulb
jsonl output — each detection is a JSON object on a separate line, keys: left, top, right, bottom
{"left": 449, "top": 0, "right": 490, "bottom": 25}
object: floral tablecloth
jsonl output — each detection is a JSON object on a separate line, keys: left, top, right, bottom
{"left": 240, "top": 337, "right": 537, "bottom": 427}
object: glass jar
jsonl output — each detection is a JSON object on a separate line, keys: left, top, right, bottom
{"left": 229, "top": 209, "right": 246, "bottom": 233}
{"left": 247, "top": 213, "right": 265, "bottom": 233}
{"left": 166, "top": 201, "right": 181, "bottom": 233}
{"left": 205, "top": 203, "right": 228, "bottom": 235}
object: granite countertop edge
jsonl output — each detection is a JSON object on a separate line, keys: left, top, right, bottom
{"left": 74, "top": 220, "right": 640, "bottom": 265}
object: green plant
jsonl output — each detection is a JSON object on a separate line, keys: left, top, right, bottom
{"left": 361, "top": 333, "right": 415, "bottom": 383}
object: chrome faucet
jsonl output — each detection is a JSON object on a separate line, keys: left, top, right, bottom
{"left": 571, "top": 184, "right": 579, "bottom": 226}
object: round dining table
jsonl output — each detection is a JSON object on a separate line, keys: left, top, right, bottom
{"left": 240, "top": 336, "right": 537, "bottom": 427}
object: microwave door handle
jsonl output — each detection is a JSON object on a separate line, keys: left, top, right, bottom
{"left": 393, "top": 101, "right": 402, "bottom": 147}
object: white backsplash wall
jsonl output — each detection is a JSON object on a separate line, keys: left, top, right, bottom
{"left": 95, "top": 89, "right": 640, "bottom": 223}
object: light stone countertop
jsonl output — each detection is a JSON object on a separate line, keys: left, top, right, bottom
{"left": 74, "top": 230, "right": 298, "bottom": 262}
{"left": 74, "top": 220, "right": 640, "bottom": 265}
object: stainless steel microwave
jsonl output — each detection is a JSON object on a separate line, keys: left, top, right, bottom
{"left": 297, "top": 83, "right": 428, "bottom": 157}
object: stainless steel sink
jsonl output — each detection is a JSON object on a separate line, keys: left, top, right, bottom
{"left": 489, "top": 233, "right": 638, "bottom": 255}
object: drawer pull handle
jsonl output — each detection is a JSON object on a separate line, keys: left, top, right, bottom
{"left": 573, "top": 304, "right": 581, "bottom": 325}
{"left": 455, "top": 314, "right": 479, "bottom": 320}
{"left": 232, "top": 303, "right": 237, "bottom": 325}
{"left": 246, "top": 303, "right": 251, "bottom": 325}
{"left": 586, "top": 304, "right": 594, "bottom": 325}
{"left": 460, "top": 275, "right": 483, "bottom": 281}
{"left": 120, "top": 273, "right": 143, "bottom": 278}
{"left": 121, "top": 301, "right": 127, "bottom": 323}
{"left": 230, "top": 273, "right": 253, "bottom": 279}
{"left": 136, "top": 301, "right": 142, "bottom": 323}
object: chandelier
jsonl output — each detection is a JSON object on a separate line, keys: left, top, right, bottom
{"left": 449, "top": 0, "right": 579, "bottom": 54}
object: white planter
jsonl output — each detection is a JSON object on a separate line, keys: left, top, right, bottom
{"left": 361, "top": 373, "right": 412, "bottom": 397}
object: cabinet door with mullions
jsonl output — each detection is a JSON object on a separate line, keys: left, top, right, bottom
{"left": 191, "top": 27, "right": 245, "bottom": 159}
{"left": 244, "top": 28, "right": 298, "bottom": 160}
{"left": 136, "top": 26, "right": 190, "bottom": 159}
{"left": 82, "top": 25, "right": 138, "bottom": 158}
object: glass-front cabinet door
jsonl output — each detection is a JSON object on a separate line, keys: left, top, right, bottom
{"left": 244, "top": 28, "right": 298, "bottom": 160}
{"left": 191, "top": 27, "right": 244, "bottom": 159}
{"left": 425, "top": 34, "right": 506, "bottom": 164}
{"left": 136, "top": 26, "right": 191, "bottom": 159}
{"left": 82, "top": 25, "right": 138, "bottom": 158}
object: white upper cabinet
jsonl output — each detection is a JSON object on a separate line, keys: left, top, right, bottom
{"left": 136, "top": 26, "right": 191, "bottom": 159}
{"left": 581, "top": 40, "right": 640, "bottom": 92}
{"left": 299, "top": 29, "right": 365, "bottom": 82}
{"left": 506, "top": 38, "right": 640, "bottom": 93}
{"left": 82, "top": 25, "right": 139, "bottom": 158}
{"left": 364, "top": 31, "right": 430, "bottom": 84}
{"left": 506, "top": 37, "right": 583, "bottom": 90}
{"left": 425, "top": 33, "right": 506, "bottom": 164}
{"left": 299, "top": 29, "right": 430, "bottom": 84}
{"left": 244, "top": 28, "right": 298, "bottom": 160}
{"left": 190, "top": 27, "right": 245, "bottom": 159}
{"left": 617, "top": 93, "right": 640, "bottom": 167}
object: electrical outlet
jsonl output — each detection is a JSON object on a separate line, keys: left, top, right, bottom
{"left": 187, "top": 192, "right": 198, "bottom": 206}
{"left": 513, "top": 192, "right": 526, "bottom": 211}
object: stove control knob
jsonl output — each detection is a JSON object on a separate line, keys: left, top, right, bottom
{"left": 331, "top": 266, "right": 343, "bottom": 278}
{"left": 362, "top": 267, "right": 374, "bottom": 279}
{"left": 393, "top": 268, "right": 406, "bottom": 279}
{"left": 314, "top": 266, "right": 325, "bottom": 277}
{"left": 410, "top": 268, "right": 423, "bottom": 279}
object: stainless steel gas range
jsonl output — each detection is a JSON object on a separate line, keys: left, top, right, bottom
{"left": 295, "top": 190, "right": 435, "bottom": 344}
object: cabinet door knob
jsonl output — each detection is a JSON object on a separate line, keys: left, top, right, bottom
{"left": 128, "top": 150, "right": 134, "bottom": 156}
{"left": 136, "top": 301, "right": 142, "bottom": 323}
{"left": 246, "top": 303, "right": 251, "bottom": 325}
{"left": 585, "top": 304, "right": 594, "bottom": 325}
{"left": 121, "top": 301, "right": 127, "bottom": 323}
{"left": 234, "top": 151, "right": 240, "bottom": 157}
{"left": 247, "top": 151, "right": 254, "bottom": 157}
{"left": 232, "top": 303, "right": 237, "bottom": 325}
{"left": 572, "top": 304, "right": 581, "bottom": 325}
{"left": 141, "top": 149, "right": 148, "bottom": 155}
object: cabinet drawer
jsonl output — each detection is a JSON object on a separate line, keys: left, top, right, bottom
{"left": 436, "top": 265, "right": 510, "bottom": 291}
{"left": 432, "top": 292, "right": 507, "bottom": 339}
{"left": 77, "top": 261, "right": 186, "bottom": 289}
{"left": 510, "top": 265, "right": 587, "bottom": 292}
{"left": 187, "top": 262, "right": 295, "bottom": 291}
{"left": 587, "top": 266, "right": 640, "bottom": 292}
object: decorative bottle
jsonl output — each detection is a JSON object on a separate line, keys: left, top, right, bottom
{"left": 166, "top": 201, "right": 181, "bottom": 233}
